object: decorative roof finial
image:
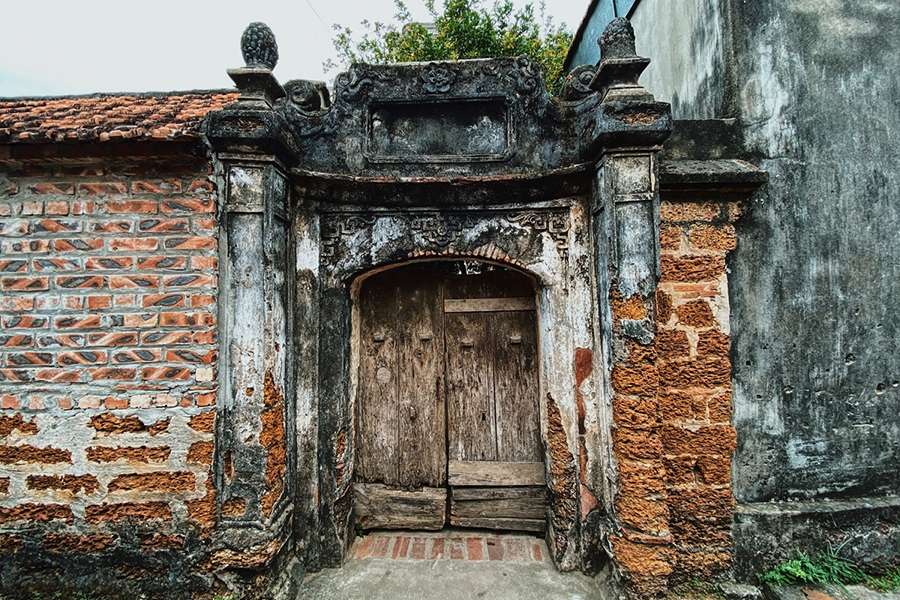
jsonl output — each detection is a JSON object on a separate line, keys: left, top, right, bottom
{"left": 599, "top": 17, "right": 636, "bottom": 59}
{"left": 241, "top": 22, "right": 279, "bottom": 70}
{"left": 590, "top": 17, "right": 651, "bottom": 102}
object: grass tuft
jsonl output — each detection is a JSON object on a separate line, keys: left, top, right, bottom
{"left": 761, "top": 548, "right": 899, "bottom": 592}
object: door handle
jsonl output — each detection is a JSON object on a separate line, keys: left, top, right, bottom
{"left": 461, "top": 339, "right": 474, "bottom": 348}
{"left": 409, "top": 406, "right": 418, "bottom": 421}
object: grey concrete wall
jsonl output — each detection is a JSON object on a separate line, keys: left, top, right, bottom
{"left": 631, "top": 0, "right": 730, "bottom": 119}
{"left": 726, "top": 0, "right": 900, "bottom": 502}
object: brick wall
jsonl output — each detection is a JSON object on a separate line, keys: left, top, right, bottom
{"left": 657, "top": 199, "right": 739, "bottom": 581}
{"left": 0, "top": 157, "right": 219, "bottom": 563}
{"left": 608, "top": 196, "right": 741, "bottom": 595}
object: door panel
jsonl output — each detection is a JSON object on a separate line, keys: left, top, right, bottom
{"left": 445, "top": 312, "right": 496, "bottom": 462}
{"left": 492, "top": 311, "right": 541, "bottom": 461}
{"left": 397, "top": 270, "right": 446, "bottom": 487}
{"left": 356, "top": 275, "right": 399, "bottom": 484}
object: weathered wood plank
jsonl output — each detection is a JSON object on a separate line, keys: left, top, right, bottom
{"left": 451, "top": 486, "right": 546, "bottom": 501}
{"left": 450, "top": 487, "right": 547, "bottom": 519}
{"left": 449, "top": 461, "right": 545, "bottom": 486}
{"left": 398, "top": 267, "right": 446, "bottom": 487}
{"left": 492, "top": 310, "right": 541, "bottom": 461}
{"left": 354, "top": 483, "right": 446, "bottom": 530}
{"left": 443, "top": 297, "right": 535, "bottom": 313}
{"left": 445, "top": 313, "right": 496, "bottom": 461}
{"left": 449, "top": 516, "right": 546, "bottom": 533}
{"left": 356, "top": 274, "right": 399, "bottom": 484}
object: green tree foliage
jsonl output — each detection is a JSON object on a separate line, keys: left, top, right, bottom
{"left": 326, "top": 0, "right": 573, "bottom": 95}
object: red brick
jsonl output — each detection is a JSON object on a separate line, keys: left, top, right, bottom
{"left": 431, "top": 537, "right": 445, "bottom": 559}
{"left": 109, "top": 275, "right": 160, "bottom": 289}
{"left": 51, "top": 238, "right": 103, "bottom": 252}
{"left": 85, "top": 257, "right": 134, "bottom": 270}
{"left": 34, "top": 369, "right": 81, "bottom": 383}
{"left": 191, "top": 294, "right": 215, "bottom": 308}
{"left": 159, "top": 312, "right": 214, "bottom": 327}
{"left": 78, "top": 182, "right": 128, "bottom": 196}
{"left": 140, "top": 331, "right": 191, "bottom": 345}
{"left": 55, "top": 275, "right": 106, "bottom": 289}
{"left": 410, "top": 537, "right": 426, "bottom": 560}
{"left": 109, "top": 238, "right": 158, "bottom": 252}
{"left": 136, "top": 256, "right": 187, "bottom": 271}
{"left": 0, "top": 259, "right": 27, "bottom": 273}
{"left": 142, "top": 293, "right": 185, "bottom": 308}
{"left": 45, "top": 201, "right": 70, "bottom": 215}
{"left": 32, "top": 257, "right": 81, "bottom": 271}
{"left": 108, "top": 471, "right": 195, "bottom": 493}
{"left": 0, "top": 503, "right": 73, "bottom": 523}
{"left": 190, "top": 256, "right": 217, "bottom": 270}
{"left": 163, "top": 274, "right": 215, "bottom": 288}
{"left": 37, "top": 334, "right": 84, "bottom": 348}
{"left": 86, "top": 332, "right": 138, "bottom": 346}
{"left": 106, "top": 200, "right": 157, "bottom": 214}
{"left": 486, "top": 537, "right": 503, "bottom": 561}
{"left": 1, "top": 277, "right": 49, "bottom": 291}
{"left": 87, "top": 295, "right": 113, "bottom": 310}
{"left": 138, "top": 218, "right": 188, "bottom": 233}
{"left": 165, "top": 349, "right": 216, "bottom": 364}
{"left": 91, "top": 220, "right": 132, "bottom": 233}
{"left": 141, "top": 366, "right": 191, "bottom": 381}
{"left": 0, "top": 370, "right": 32, "bottom": 383}
{"left": 164, "top": 237, "right": 216, "bottom": 250}
{"left": 131, "top": 180, "right": 182, "bottom": 195}
{"left": 466, "top": 537, "right": 484, "bottom": 560}
{"left": 161, "top": 198, "right": 214, "bottom": 214}
{"left": 369, "top": 536, "right": 389, "bottom": 558}
{"left": 85, "top": 502, "right": 171, "bottom": 523}
{"left": 6, "top": 352, "right": 52, "bottom": 366}
{"left": 32, "top": 219, "right": 80, "bottom": 234}
{"left": 392, "top": 535, "right": 410, "bottom": 559}
{"left": 5, "top": 239, "right": 51, "bottom": 253}
{"left": 57, "top": 350, "right": 108, "bottom": 366}
{"left": 89, "top": 367, "right": 136, "bottom": 381}
{"left": 0, "top": 445, "right": 71, "bottom": 464}
{"left": 54, "top": 315, "right": 101, "bottom": 330}
{"left": 0, "top": 334, "right": 34, "bottom": 348}
{"left": 29, "top": 182, "right": 74, "bottom": 195}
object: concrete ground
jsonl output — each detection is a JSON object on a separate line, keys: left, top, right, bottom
{"left": 299, "top": 530, "right": 612, "bottom": 600}
{"left": 300, "top": 558, "right": 612, "bottom": 600}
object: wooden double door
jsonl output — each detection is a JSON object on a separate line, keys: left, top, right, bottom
{"left": 354, "top": 262, "right": 546, "bottom": 533}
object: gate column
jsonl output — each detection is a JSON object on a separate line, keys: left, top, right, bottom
{"left": 586, "top": 18, "right": 674, "bottom": 597}
{"left": 204, "top": 24, "right": 302, "bottom": 575}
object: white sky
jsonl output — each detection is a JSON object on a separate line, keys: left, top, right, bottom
{"left": 0, "top": 0, "right": 588, "bottom": 97}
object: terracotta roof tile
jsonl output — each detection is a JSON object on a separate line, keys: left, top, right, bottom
{"left": 0, "top": 91, "right": 239, "bottom": 144}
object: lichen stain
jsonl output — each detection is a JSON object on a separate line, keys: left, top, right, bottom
{"left": 545, "top": 392, "right": 577, "bottom": 560}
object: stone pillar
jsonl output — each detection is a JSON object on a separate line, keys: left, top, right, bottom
{"left": 204, "top": 23, "right": 299, "bottom": 569}
{"left": 587, "top": 18, "right": 674, "bottom": 597}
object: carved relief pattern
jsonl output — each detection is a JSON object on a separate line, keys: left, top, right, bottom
{"left": 320, "top": 209, "right": 570, "bottom": 262}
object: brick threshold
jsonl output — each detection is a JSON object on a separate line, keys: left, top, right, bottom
{"left": 351, "top": 529, "right": 549, "bottom": 563}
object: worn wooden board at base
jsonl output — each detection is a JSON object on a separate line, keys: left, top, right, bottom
{"left": 452, "top": 486, "right": 547, "bottom": 519}
{"left": 353, "top": 483, "right": 446, "bottom": 530}
{"left": 450, "top": 516, "right": 546, "bottom": 533}
{"left": 448, "top": 461, "right": 545, "bottom": 487}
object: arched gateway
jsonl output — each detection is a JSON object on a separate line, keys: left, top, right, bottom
{"left": 195, "top": 18, "right": 762, "bottom": 599}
